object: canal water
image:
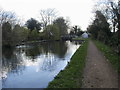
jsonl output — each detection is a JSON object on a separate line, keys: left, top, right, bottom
{"left": 2, "top": 41, "right": 81, "bottom": 88}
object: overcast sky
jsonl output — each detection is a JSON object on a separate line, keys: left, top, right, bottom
{"left": 0, "top": 0, "right": 95, "bottom": 30}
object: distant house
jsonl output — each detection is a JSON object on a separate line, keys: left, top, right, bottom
{"left": 82, "top": 32, "right": 88, "bottom": 38}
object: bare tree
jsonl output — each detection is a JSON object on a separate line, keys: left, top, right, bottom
{"left": 0, "top": 8, "right": 17, "bottom": 27}
{"left": 94, "top": 0, "right": 120, "bottom": 32}
{"left": 39, "top": 8, "right": 57, "bottom": 28}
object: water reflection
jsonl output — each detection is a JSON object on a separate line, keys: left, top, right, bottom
{"left": 2, "top": 47, "right": 25, "bottom": 78}
{"left": 25, "top": 41, "right": 68, "bottom": 59}
{"left": 41, "top": 53, "right": 58, "bottom": 71}
{"left": 70, "top": 40, "right": 83, "bottom": 45}
{"left": 2, "top": 41, "right": 80, "bottom": 88}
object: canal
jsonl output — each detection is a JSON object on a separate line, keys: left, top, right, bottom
{"left": 2, "top": 41, "right": 81, "bottom": 88}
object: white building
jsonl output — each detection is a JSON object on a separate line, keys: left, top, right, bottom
{"left": 82, "top": 32, "right": 88, "bottom": 38}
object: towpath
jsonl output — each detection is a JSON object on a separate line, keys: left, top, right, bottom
{"left": 82, "top": 40, "right": 118, "bottom": 88}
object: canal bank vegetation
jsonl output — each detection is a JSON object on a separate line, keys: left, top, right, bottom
{"left": 47, "top": 39, "right": 88, "bottom": 88}
{"left": 72, "top": 37, "right": 87, "bottom": 41}
{"left": 1, "top": 9, "right": 68, "bottom": 47}
{"left": 87, "top": 0, "right": 120, "bottom": 54}
{"left": 93, "top": 40, "right": 120, "bottom": 74}
{"left": 72, "top": 37, "right": 82, "bottom": 41}
{"left": 87, "top": 0, "right": 120, "bottom": 74}
{"left": 1, "top": 8, "right": 85, "bottom": 47}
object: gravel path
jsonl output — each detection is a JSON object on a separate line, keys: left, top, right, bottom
{"left": 82, "top": 40, "right": 118, "bottom": 88}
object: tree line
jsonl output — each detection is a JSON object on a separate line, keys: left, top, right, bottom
{"left": 1, "top": 8, "right": 85, "bottom": 47}
{"left": 1, "top": 8, "right": 73, "bottom": 47}
{"left": 87, "top": 0, "right": 120, "bottom": 54}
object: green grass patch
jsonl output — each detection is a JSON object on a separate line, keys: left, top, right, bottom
{"left": 47, "top": 39, "right": 89, "bottom": 88}
{"left": 93, "top": 40, "right": 120, "bottom": 74}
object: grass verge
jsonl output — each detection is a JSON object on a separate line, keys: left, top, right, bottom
{"left": 47, "top": 39, "right": 89, "bottom": 88}
{"left": 93, "top": 40, "right": 120, "bottom": 74}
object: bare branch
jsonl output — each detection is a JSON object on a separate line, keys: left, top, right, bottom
{"left": 0, "top": 9, "right": 18, "bottom": 27}
{"left": 39, "top": 8, "right": 58, "bottom": 28}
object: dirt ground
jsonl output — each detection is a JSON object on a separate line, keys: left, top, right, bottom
{"left": 81, "top": 40, "right": 118, "bottom": 88}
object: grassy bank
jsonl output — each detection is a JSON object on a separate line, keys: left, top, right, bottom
{"left": 47, "top": 39, "right": 89, "bottom": 88}
{"left": 93, "top": 40, "right": 120, "bottom": 74}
